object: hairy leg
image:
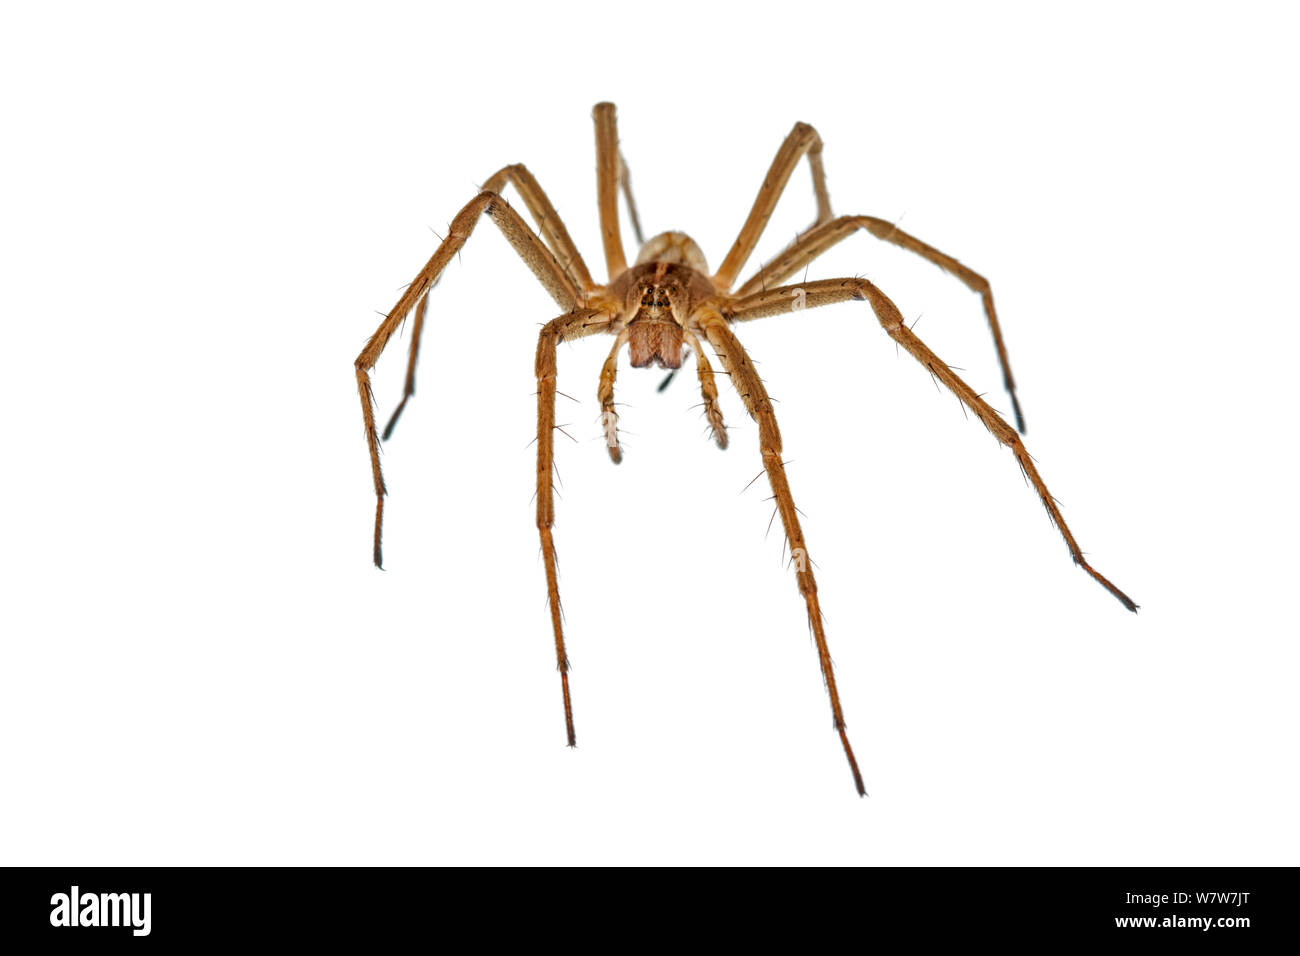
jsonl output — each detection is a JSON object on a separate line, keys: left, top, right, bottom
{"left": 384, "top": 165, "right": 599, "bottom": 440}
{"left": 593, "top": 102, "right": 631, "bottom": 279}
{"left": 682, "top": 329, "right": 727, "bottom": 449}
{"left": 536, "top": 309, "right": 616, "bottom": 745}
{"left": 480, "top": 164, "right": 597, "bottom": 293}
{"left": 695, "top": 309, "right": 866, "bottom": 796}
{"left": 722, "top": 277, "right": 1136, "bottom": 611}
{"left": 355, "top": 191, "right": 582, "bottom": 567}
{"left": 712, "top": 121, "right": 834, "bottom": 291}
{"left": 597, "top": 329, "right": 631, "bottom": 463}
{"left": 736, "top": 215, "right": 1026, "bottom": 432}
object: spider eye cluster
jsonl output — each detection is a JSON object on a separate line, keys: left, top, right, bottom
{"left": 640, "top": 288, "right": 672, "bottom": 309}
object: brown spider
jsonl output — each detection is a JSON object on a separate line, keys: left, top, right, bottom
{"left": 354, "top": 102, "right": 1136, "bottom": 796}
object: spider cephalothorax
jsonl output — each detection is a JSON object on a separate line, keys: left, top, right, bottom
{"left": 614, "top": 252, "right": 712, "bottom": 370}
{"left": 354, "top": 103, "right": 1136, "bottom": 796}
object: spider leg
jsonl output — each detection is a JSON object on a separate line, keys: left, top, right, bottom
{"left": 712, "top": 120, "right": 834, "bottom": 291}
{"left": 597, "top": 329, "right": 631, "bottom": 463}
{"left": 694, "top": 309, "right": 866, "bottom": 796}
{"left": 722, "top": 278, "right": 1137, "bottom": 612}
{"left": 355, "top": 191, "right": 583, "bottom": 568}
{"left": 593, "top": 103, "right": 635, "bottom": 279}
{"left": 383, "top": 165, "right": 599, "bottom": 441}
{"left": 481, "top": 164, "right": 597, "bottom": 292}
{"left": 682, "top": 329, "right": 727, "bottom": 449}
{"left": 537, "top": 309, "right": 617, "bottom": 745}
{"left": 380, "top": 292, "right": 428, "bottom": 440}
{"left": 618, "top": 149, "right": 645, "bottom": 248}
{"left": 736, "top": 216, "right": 1027, "bottom": 433}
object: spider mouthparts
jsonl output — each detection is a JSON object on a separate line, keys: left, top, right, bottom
{"left": 628, "top": 322, "right": 683, "bottom": 369}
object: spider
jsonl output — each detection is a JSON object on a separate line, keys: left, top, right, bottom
{"left": 354, "top": 102, "right": 1137, "bottom": 796}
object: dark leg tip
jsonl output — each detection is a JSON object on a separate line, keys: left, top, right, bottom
{"left": 381, "top": 398, "right": 408, "bottom": 442}
{"left": 1108, "top": 581, "right": 1139, "bottom": 613}
{"left": 1010, "top": 391, "right": 1026, "bottom": 435}
{"left": 1086, "top": 563, "right": 1138, "bottom": 612}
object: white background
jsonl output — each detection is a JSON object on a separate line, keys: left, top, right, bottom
{"left": 2, "top": 2, "right": 1296, "bottom": 866}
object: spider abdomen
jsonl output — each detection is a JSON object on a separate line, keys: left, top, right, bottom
{"left": 634, "top": 231, "right": 709, "bottom": 274}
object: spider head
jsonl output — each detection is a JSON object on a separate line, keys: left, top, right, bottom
{"left": 624, "top": 268, "right": 689, "bottom": 369}
{"left": 622, "top": 263, "right": 692, "bottom": 324}
{"left": 634, "top": 280, "right": 682, "bottom": 321}
{"left": 611, "top": 240, "right": 717, "bottom": 370}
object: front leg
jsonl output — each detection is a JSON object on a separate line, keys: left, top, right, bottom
{"left": 355, "top": 191, "right": 583, "bottom": 568}
{"left": 712, "top": 120, "right": 834, "bottom": 291}
{"left": 384, "top": 165, "right": 602, "bottom": 441}
{"left": 694, "top": 309, "right": 867, "bottom": 796}
{"left": 535, "top": 310, "right": 615, "bottom": 745}
{"left": 479, "top": 164, "right": 598, "bottom": 293}
{"left": 720, "top": 278, "right": 1137, "bottom": 611}
{"left": 736, "top": 215, "right": 1026, "bottom": 432}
